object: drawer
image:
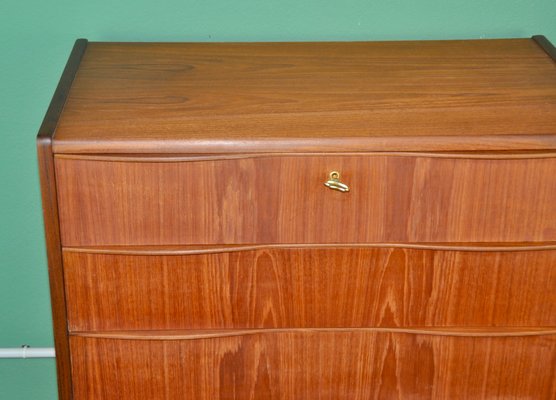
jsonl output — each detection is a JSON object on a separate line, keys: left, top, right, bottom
{"left": 63, "top": 247, "right": 556, "bottom": 331}
{"left": 69, "top": 331, "right": 556, "bottom": 399}
{"left": 55, "top": 155, "right": 556, "bottom": 246}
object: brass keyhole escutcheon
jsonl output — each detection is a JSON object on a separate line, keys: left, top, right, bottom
{"left": 324, "top": 171, "right": 350, "bottom": 192}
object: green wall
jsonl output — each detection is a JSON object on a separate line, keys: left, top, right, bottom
{"left": 0, "top": 0, "right": 554, "bottom": 398}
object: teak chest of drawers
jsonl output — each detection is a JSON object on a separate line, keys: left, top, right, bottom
{"left": 38, "top": 37, "right": 556, "bottom": 399}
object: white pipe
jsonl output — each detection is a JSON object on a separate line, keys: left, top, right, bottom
{"left": 0, "top": 346, "right": 55, "bottom": 359}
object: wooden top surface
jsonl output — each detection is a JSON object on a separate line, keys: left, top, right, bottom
{"left": 52, "top": 38, "right": 556, "bottom": 154}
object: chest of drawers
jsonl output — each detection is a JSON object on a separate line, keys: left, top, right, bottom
{"left": 38, "top": 37, "right": 556, "bottom": 399}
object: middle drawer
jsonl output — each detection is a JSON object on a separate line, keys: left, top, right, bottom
{"left": 63, "top": 246, "right": 556, "bottom": 332}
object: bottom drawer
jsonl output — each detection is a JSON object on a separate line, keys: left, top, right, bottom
{"left": 70, "top": 330, "right": 556, "bottom": 399}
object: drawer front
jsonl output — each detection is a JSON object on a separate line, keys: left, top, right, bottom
{"left": 55, "top": 155, "right": 556, "bottom": 246}
{"left": 63, "top": 247, "right": 556, "bottom": 331}
{"left": 70, "top": 331, "right": 556, "bottom": 399}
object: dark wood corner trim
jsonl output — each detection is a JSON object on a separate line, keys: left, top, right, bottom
{"left": 37, "top": 143, "right": 72, "bottom": 400}
{"left": 37, "top": 38, "right": 88, "bottom": 400}
{"left": 532, "top": 35, "right": 556, "bottom": 62}
{"left": 37, "top": 38, "right": 88, "bottom": 140}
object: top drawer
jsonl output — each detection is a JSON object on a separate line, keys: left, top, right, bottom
{"left": 55, "top": 154, "right": 556, "bottom": 246}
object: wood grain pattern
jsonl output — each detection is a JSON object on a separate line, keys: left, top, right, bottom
{"left": 55, "top": 155, "right": 556, "bottom": 245}
{"left": 63, "top": 248, "right": 556, "bottom": 331}
{"left": 37, "top": 38, "right": 88, "bottom": 400}
{"left": 52, "top": 38, "right": 556, "bottom": 154}
{"left": 69, "top": 332, "right": 556, "bottom": 399}
{"left": 40, "top": 38, "right": 556, "bottom": 398}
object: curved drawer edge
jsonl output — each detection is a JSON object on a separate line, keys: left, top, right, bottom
{"left": 71, "top": 327, "right": 556, "bottom": 341}
{"left": 55, "top": 150, "right": 556, "bottom": 162}
{"left": 63, "top": 242, "right": 556, "bottom": 255}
